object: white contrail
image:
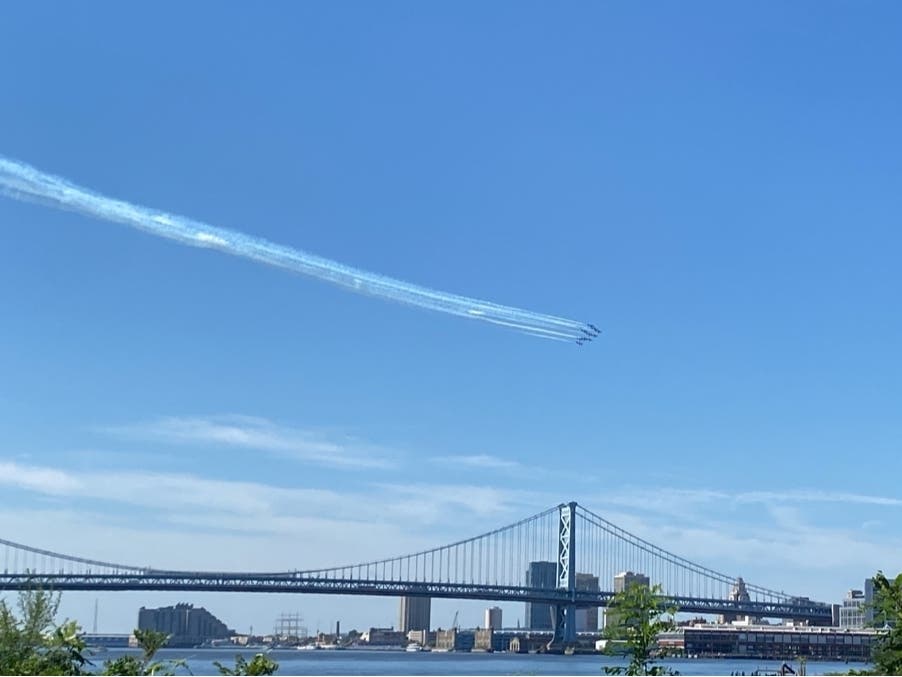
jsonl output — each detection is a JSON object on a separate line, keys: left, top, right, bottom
{"left": 0, "top": 156, "right": 598, "bottom": 344}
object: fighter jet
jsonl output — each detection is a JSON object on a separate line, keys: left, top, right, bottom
{"left": 588, "top": 323, "right": 601, "bottom": 335}
{"left": 580, "top": 328, "right": 595, "bottom": 338}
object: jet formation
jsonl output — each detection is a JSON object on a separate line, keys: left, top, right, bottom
{"left": 575, "top": 323, "right": 601, "bottom": 346}
{"left": 0, "top": 155, "right": 600, "bottom": 347}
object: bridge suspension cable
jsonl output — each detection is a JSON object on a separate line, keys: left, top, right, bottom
{"left": 293, "top": 505, "right": 561, "bottom": 590}
{"left": 0, "top": 501, "right": 827, "bottom": 623}
{"left": 574, "top": 505, "right": 790, "bottom": 604}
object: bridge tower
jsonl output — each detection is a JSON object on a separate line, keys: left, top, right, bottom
{"left": 549, "top": 501, "right": 578, "bottom": 651}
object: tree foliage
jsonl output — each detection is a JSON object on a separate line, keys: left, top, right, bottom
{"left": 99, "top": 629, "right": 185, "bottom": 676}
{"left": 213, "top": 653, "right": 278, "bottom": 676}
{"left": 603, "top": 582, "right": 678, "bottom": 676}
{"left": 0, "top": 588, "right": 89, "bottom": 675}
{"left": 871, "top": 571, "right": 902, "bottom": 675}
{"left": 0, "top": 589, "right": 279, "bottom": 676}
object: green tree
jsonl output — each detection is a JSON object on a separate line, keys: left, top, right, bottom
{"left": 100, "top": 629, "right": 187, "bottom": 676}
{"left": 213, "top": 653, "right": 278, "bottom": 676}
{"left": 0, "top": 588, "right": 276, "bottom": 676}
{"left": 0, "top": 588, "right": 89, "bottom": 675}
{"left": 603, "top": 582, "right": 678, "bottom": 676}
{"left": 871, "top": 571, "right": 902, "bottom": 675}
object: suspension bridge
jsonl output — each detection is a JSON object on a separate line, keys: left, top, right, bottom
{"left": 0, "top": 501, "right": 831, "bottom": 647}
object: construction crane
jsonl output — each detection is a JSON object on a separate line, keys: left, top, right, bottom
{"left": 451, "top": 610, "right": 459, "bottom": 630}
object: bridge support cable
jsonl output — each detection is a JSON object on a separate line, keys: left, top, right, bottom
{"left": 0, "top": 502, "right": 832, "bottom": 624}
{"left": 574, "top": 505, "right": 790, "bottom": 604}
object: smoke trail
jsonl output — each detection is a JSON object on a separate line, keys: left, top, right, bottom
{"left": 0, "top": 156, "right": 598, "bottom": 344}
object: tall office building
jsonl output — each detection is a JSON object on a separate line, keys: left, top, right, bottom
{"left": 399, "top": 596, "right": 431, "bottom": 632}
{"left": 613, "top": 571, "right": 650, "bottom": 593}
{"left": 138, "top": 603, "right": 232, "bottom": 648}
{"left": 484, "top": 606, "right": 503, "bottom": 630}
{"left": 575, "top": 573, "right": 600, "bottom": 632}
{"left": 606, "top": 572, "right": 650, "bottom": 631}
{"left": 525, "top": 561, "right": 558, "bottom": 630}
{"left": 864, "top": 578, "right": 877, "bottom": 626}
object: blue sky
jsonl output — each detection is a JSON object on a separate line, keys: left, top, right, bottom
{"left": 1, "top": 1, "right": 900, "bottom": 633}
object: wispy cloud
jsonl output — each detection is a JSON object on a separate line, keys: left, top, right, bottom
{"left": 0, "top": 460, "right": 545, "bottom": 542}
{"left": 733, "top": 490, "right": 902, "bottom": 507}
{"left": 0, "top": 461, "right": 82, "bottom": 494}
{"left": 98, "top": 415, "right": 395, "bottom": 469}
{"left": 430, "top": 454, "right": 523, "bottom": 470}
{"left": 0, "top": 460, "right": 343, "bottom": 518}
{"left": 586, "top": 486, "right": 902, "bottom": 515}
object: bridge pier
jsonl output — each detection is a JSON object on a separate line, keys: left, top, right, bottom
{"left": 548, "top": 604, "right": 578, "bottom": 651}
{"left": 547, "top": 502, "right": 578, "bottom": 652}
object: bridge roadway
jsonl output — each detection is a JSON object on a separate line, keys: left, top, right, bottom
{"left": 0, "top": 571, "right": 833, "bottom": 624}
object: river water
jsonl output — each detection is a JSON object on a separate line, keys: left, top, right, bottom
{"left": 93, "top": 647, "right": 865, "bottom": 675}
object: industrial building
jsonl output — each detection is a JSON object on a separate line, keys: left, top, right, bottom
{"left": 137, "top": 603, "right": 233, "bottom": 648}
{"left": 360, "top": 627, "right": 407, "bottom": 645}
{"left": 406, "top": 629, "right": 436, "bottom": 646}
{"left": 435, "top": 628, "right": 475, "bottom": 651}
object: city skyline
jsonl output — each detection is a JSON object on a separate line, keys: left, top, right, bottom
{"left": 2, "top": 1, "right": 901, "bottom": 636}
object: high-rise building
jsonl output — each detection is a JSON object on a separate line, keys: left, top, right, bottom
{"left": 575, "top": 573, "right": 600, "bottom": 632}
{"left": 864, "top": 578, "right": 877, "bottom": 626}
{"left": 606, "top": 572, "right": 650, "bottom": 631}
{"left": 399, "top": 596, "right": 431, "bottom": 632}
{"left": 484, "top": 606, "right": 502, "bottom": 630}
{"left": 138, "top": 603, "right": 233, "bottom": 648}
{"left": 613, "top": 571, "right": 650, "bottom": 593}
{"left": 525, "top": 561, "right": 558, "bottom": 630}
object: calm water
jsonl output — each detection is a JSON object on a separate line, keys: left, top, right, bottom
{"left": 91, "top": 647, "right": 866, "bottom": 676}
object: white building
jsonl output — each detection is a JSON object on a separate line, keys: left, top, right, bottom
{"left": 840, "top": 589, "right": 866, "bottom": 628}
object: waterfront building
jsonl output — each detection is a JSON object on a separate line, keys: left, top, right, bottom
{"left": 525, "top": 561, "right": 558, "bottom": 630}
{"left": 673, "top": 624, "right": 880, "bottom": 661}
{"left": 406, "top": 629, "right": 436, "bottom": 646}
{"left": 575, "top": 573, "right": 600, "bottom": 632}
{"left": 435, "top": 628, "right": 475, "bottom": 651}
{"left": 360, "top": 627, "right": 407, "bottom": 645}
{"left": 831, "top": 603, "right": 842, "bottom": 627}
{"left": 474, "top": 628, "right": 493, "bottom": 651}
{"left": 840, "top": 589, "right": 866, "bottom": 628}
{"left": 137, "top": 603, "right": 232, "bottom": 648}
{"left": 399, "top": 596, "right": 431, "bottom": 632}
{"left": 80, "top": 633, "right": 133, "bottom": 648}
{"left": 484, "top": 606, "right": 502, "bottom": 630}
